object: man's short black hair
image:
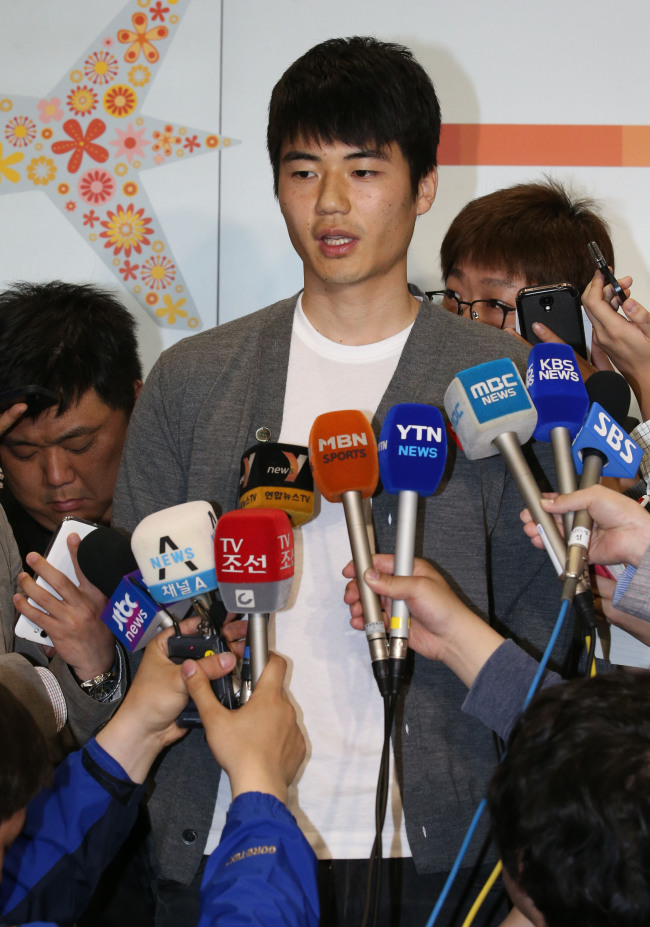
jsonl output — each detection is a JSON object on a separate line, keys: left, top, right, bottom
{"left": 0, "top": 281, "right": 142, "bottom": 416}
{"left": 267, "top": 36, "right": 441, "bottom": 197}
{"left": 0, "top": 681, "right": 51, "bottom": 824}
{"left": 488, "top": 673, "right": 650, "bottom": 927}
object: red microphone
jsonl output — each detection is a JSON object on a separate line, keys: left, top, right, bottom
{"left": 308, "top": 409, "right": 390, "bottom": 696}
{"left": 214, "top": 509, "right": 294, "bottom": 689}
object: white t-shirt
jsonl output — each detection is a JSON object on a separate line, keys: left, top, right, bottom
{"left": 207, "top": 295, "right": 414, "bottom": 859}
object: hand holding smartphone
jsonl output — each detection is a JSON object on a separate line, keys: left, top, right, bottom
{"left": 0, "top": 385, "right": 58, "bottom": 416}
{"left": 516, "top": 283, "right": 587, "bottom": 358}
{"left": 587, "top": 241, "right": 628, "bottom": 306}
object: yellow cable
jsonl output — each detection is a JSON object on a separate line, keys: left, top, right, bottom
{"left": 460, "top": 859, "right": 503, "bottom": 927}
{"left": 585, "top": 635, "right": 598, "bottom": 677}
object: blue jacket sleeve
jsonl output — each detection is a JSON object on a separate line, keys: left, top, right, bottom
{"left": 198, "top": 792, "right": 319, "bottom": 927}
{"left": 0, "top": 739, "right": 145, "bottom": 927}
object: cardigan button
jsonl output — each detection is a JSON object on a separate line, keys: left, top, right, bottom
{"left": 255, "top": 426, "right": 272, "bottom": 442}
{"left": 182, "top": 829, "right": 197, "bottom": 844}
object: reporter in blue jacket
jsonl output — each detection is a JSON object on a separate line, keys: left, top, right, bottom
{"left": 0, "top": 621, "right": 318, "bottom": 927}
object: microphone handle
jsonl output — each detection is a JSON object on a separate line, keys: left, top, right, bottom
{"left": 550, "top": 426, "right": 578, "bottom": 536}
{"left": 341, "top": 490, "right": 389, "bottom": 666}
{"left": 390, "top": 489, "right": 417, "bottom": 660}
{"left": 249, "top": 611, "right": 269, "bottom": 689}
{"left": 563, "top": 452, "right": 604, "bottom": 586}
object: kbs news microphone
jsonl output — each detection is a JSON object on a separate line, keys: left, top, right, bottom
{"left": 526, "top": 343, "right": 589, "bottom": 536}
{"left": 308, "top": 409, "right": 390, "bottom": 697}
{"left": 444, "top": 358, "right": 567, "bottom": 577}
{"left": 378, "top": 404, "right": 447, "bottom": 693}
{"left": 562, "top": 372, "right": 643, "bottom": 599}
{"left": 239, "top": 442, "right": 314, "bottom": 526}
{"left": 214, "top": 508, "right": 294, "bottom": 690}
{"left": 77, "top": 526, "right": 174, "bottom": 651}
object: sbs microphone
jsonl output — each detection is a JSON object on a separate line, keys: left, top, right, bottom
{"left": 214, "top": 508, "right": 294, "bottom": 689}
{"left": 444, "top": 358, "right": 566, "bottom": 576}
{"left": 239, "top": 442, "right": 314, "bottom": 526}
{"left": 526, "top": 343, "right": 589, "bottom": 536}
{"left": 378, "top": 403, "right": 447, "bottom": 692}
{"left": 308, "top": 409, "right": 390, "bottom": 696}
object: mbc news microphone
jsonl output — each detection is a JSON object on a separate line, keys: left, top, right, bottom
{"left": 309, "top": 409, "right": 391, "bottom": 697}
{"left": 378, "top": 403, "right": 447, "bottom": 694}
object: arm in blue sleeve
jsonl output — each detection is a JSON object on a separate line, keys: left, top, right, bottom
{"left": 198, "top": 792, "right": 319, "bottom": 927}
{"left": 1, "top": 738, "right": 145, "bottom": 927}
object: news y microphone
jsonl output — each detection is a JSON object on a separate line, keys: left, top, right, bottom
{"left": 239, "top": 442, "right": 314, "bottom": 526}
{"left": 378, "top": 404, "right": 447, "bottom": 690}
{"left": 214, "top": 508, "right": 294, "bottom": 689}
{"left": 308, "top": 409, "right": 390, "bottom": 696}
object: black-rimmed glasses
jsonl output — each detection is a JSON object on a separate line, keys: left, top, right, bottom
{"left": 426, "top": 289, "right": 516, "bottom": 330}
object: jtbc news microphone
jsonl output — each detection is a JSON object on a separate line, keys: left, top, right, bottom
{"left": 214, "top": 508, "right": 294, "bottom": 690}
{"left": 444, "top": 357, "right": 567, "bottom": 577}
{"left": 562, "top": 371, "right": 643, "bottom": 599}
{"left": 239, "top": 442, "right": 314, "bottom": 526}
{"left": 77, "top": 526, "right": 174, "bottom": 652}
{"left": 526, "top": 343, "right": 589, "bottom": 537}
{"left": 378, "top": 403, "right": 447, "bottom": 693}
{"left": 308, "top": 409, "right": 390, "bottom": 697}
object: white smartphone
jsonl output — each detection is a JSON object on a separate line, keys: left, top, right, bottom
{"left": 15, "top": 516, "right": 99, "bottom": 646}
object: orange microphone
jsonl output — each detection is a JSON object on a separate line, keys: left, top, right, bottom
{"left": 308, "top": 409, "right": 390, "bottom": 696}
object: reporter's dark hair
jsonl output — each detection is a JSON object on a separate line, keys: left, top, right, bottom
{"left": 267, "top": 36, "right": 441, "bottom": 197}
{"left": 440, "top": 177, "right": 614, "bottom": 294}
{"left": 0, "top": 682, "right": 51, "bottom": 823}
{"left": 0, "top": 280, "right": 142, "bottom": 416}
{"left": 488, "top": 673, "right": 650, "bottom": 927}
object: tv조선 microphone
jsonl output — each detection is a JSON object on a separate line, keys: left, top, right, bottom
{"left": 443, "top": 357, "right": 567, "bottom": 577}
{"left": 239, "top": 442, "right": 314, "bottom": 526}
{"left": 214, "top": 508, "right": 294, "bottom": 690}
{"left": 308, "top": 409, "right": 390, "bottom": 697}
{"left": 77, "top": 525, "right": 174, "bottom": 651}
{"left": 378, "top": 403, "right": 447, "bottom": 694}
{"left": 526, "top": 343, "right": 589, "bottom": 536}
{"left": 562, "top": 371, "right": 643, "bottom": 600}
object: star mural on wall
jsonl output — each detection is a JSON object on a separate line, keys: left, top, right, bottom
{"left": 0, "top": 0, "right": 237, "bottom": 330}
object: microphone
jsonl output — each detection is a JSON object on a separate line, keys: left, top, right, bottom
{"left": 214, "top": 508, "right": 294, "bottom": 690}
{"left": 526, "top": 343, "right": 589, "bottom": 536}
{"left": 563, "top": 372, "right": 643, "bottom": 598}
{"left": 77, "top": 526, "right": 174, "bottom": 651}
{"left": 238, "top": 442, "right": 314, "bottom": 526}
{"left": 378, "top": 403, "right": 447, "bottom": 692}
{"left": 308, "top": 409, "right": 390, "bottom": 696}
{"left": 444, "top": 358, "right": 567, "bottom": 577}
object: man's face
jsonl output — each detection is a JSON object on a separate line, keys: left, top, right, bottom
{"left": 0, "top": 388, "right": 133, "bottom": 532}
{"left": 443, "top": 263, "right": 527, "bottom": 330}
{"left": 277, "top": 136, "right": 437, "bottom": 297}
{"left": 0, "top": 807, "right": 26, "bottom": 876}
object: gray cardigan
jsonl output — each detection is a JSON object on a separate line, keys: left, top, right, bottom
{"left": 113, "top": 293, "right": 572, "bottom": 882}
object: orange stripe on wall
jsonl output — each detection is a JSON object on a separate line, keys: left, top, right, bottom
{"left": 438, "top": 125, "right": 650, "bottom": 166}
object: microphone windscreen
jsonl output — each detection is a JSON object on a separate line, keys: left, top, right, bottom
{"left": 131, "top": 500, "right": 218, "bottom": 605}
{"left": 378, "top": 403, "right": 447, "bottom": 496}
{"left": 77, "top": 526, "right": 138, "bottom": 597}
{"left": 100, "top": 570, "right": 168, "bottom": 652}
{"left": 238, "top": 442, "right": 314, "bottom": 526}
{"left": 443, "top": 358, "right": 537, "bottom": 460}
{"left": 308, "top": 410, "right": 378, "bottom": 503}
{"left": 214, "top": 509, "right": 294, "bottom": 613}
{"left": 526, "top": 343, "right": 589, "bottom": 441}
{"left": 585, "top": 370, "right": 631, "bottom": 424}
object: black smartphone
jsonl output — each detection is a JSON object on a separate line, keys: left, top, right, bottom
{"left": 0, "top": 385, "right": 58, "bottom": 415}
{"left": 587, "top": 241, "right": 627, "bottom": 305}
{"left": 516, "top": 283, "right": 587, "bottom": 358}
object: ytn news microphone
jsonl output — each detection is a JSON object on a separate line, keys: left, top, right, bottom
{"left": 308, "top": 409, "right": 390, "bottom": 697}
{"left": 239, "top": 442, "right": 314, "bottom": 526}
{"left": 526, "top": 343, "right": 589, "bottom": 537}
{"left": 378, "top": 403, "right": 447, "bottom": 693}
{"left": 443, "top": 358, "right": 567, "bottom": 577}
{"left": 563, "top": 371, "right": 643, "bottom": 599}
{"left": 214, "top": 508, "right": 294, "bottom": 690}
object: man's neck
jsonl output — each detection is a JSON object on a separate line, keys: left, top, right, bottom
{"left": 301, "top": 277, "right": 419, "bottom": 346}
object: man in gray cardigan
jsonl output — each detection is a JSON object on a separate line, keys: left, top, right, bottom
{"left": 113, "top": 36, "right": 572, "bottom": 927}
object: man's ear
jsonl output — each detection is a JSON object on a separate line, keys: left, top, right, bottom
{"left": 416, "top": 167, "right": 438, "bottom": 217}
{"left": 133, "top": 380, "right": 144, "bottom": 402}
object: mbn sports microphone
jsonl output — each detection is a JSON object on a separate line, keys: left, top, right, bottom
{"left": 378, "top": 403, "right": 447, "bottom": 693}
{"left": 214, "top": 508, "right": 294, "bottom": 689}
{"left": 308, "top": 409, "right": 390, "bottom": 697}
{"left": 238, "top": 442, "right": 314, "bottom": 526}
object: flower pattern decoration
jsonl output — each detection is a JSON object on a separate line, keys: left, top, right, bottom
{"left": 110, "top": 122, "right": 150, "bottom": 162}
{"left": 83, "top": 51, "right": 120, "bottom": 85}
{"left": 5, "top": 116, "right": 37, "bottom": 148}
{"left": 152, "top": 124, "right": 180, "bottom": 157}
{"left": 26, "top": 155, "right": 57, "bottom": 186}
{"left": 0, "top": 143, "right": 23, "bottom": 183}
{"left": 37, "top": 98, "right": 63, "bottom": 123}
{"left": 117, "top": 13, "right": 168, "bottom": 64}
{"left": 150, "top": 3, "right": 169, "bottom": 22}
{"left": 83, "top": 209, "right": 99, "bottom": 227}
{"left": 103, "top": 85, "right": 138, "bottom": 118}
{"left": 119, "top": 259, "right": 139, "bottom": 281}
{"left": 156, "top": 294, "right": 187, "bottom": 324}
{"left": 128, "top": 65, "right": 151, "bottom": 87}
{"left": 100, "top": 202, "right": 153, "bottom": 257}
{"left": 51, "top": 118, "right": 109, "bottom": 173}
{"left": 67, "top": 85, "right": 99, "bottom": 118}
{"left": 141, "top": 254, "right": 176, "bottom": 289}
{"left": 78, "top": 168, "right": 115, "bottom": 204}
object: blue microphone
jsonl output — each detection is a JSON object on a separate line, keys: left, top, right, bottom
{"left": 378, "top": 404, "right": 447, "bottom": 692}
{"left": 526, "top": 343, "right": 589, "bottom": 535}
